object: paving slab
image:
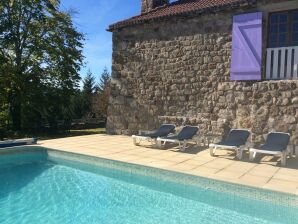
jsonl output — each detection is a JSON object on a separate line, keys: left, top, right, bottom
{"left": 40, "top": 134, "right": 298, "bottom": 195}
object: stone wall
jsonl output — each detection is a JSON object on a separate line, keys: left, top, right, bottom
{"left": 107, "top": 0, "right": 298, "bottom": 145}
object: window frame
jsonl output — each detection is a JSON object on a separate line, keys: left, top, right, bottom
{"left": 267, "top": 9, "right": 298, "bottom": 48}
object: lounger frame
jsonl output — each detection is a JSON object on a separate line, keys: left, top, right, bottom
{"left": 209, "top": 129, "right": 251, "bottom": 160}
{"left": 249, "top": 132, "right": 290, "bottom": 166}
{"left": 156, "top": 126, "right": 199, "bottom": 151}
{"left": 132, "top": 124, "right": 175, "bottom": 146}
{"left": 132, "top": 134, "right": 157, "bottom": 146}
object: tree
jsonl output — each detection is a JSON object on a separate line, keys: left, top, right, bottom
{"left": 82, "top": 69, "right": 96, "bottom": 117}
{"left": 97, "top": 67, "right": 111, "bottom": 120}
{"left": 97, "top": 67, "right": 111, "bottom": 93}
{"left": 70, "top": 89, "right": 85, "bottom": 119}
{"left": 82, "top": 69, "right": 96, "bottom": 96}
{"left": 0, "top": 0, "right": 84, "bottom": 132}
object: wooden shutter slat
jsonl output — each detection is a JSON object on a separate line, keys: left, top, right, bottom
{"left": 231, "top": 12, "right": 263, "bottom": 81}
{"left": 266, "top": 49, "right": 272, "bottom": 79}
{"left": 272, "top": 49, "right": 279, "bottom": 79}
{"left": 286, "top": 48, "right": 293, "bottom": 78}
{"left": 280, "top": 49, "right": 286, "bottom": 79}
{"left": 294, "top": 48, "right": 298, "bottom": 78}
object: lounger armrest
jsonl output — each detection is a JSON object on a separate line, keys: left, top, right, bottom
{"left": 246, "top": 142, "right": 254, "bottom": 148}
{"left": 167, "top": 133, "right": 177, "bottom": 137}
{"left": 209, "top": 143, "right": 238, "bottom": 150}
{"left": 204, "top": 133, "right": 223, "bottom": 145}
{"left": 138, "top": 130, "right": 155, "bottom": 135}
{"left": 249, "top": 144, "right": 263, "bottom": 150}
{"left": 249, "top": 148, "right": 283, "bottom": 155}
{"left": 157, "top": 134, "right": 176, "bottom": 139}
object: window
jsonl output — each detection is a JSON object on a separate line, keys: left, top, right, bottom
{"left": 292, "top": 11, "right": 298, "bottom": 45}
{"left": 268, "top": 10, "right": 298, "bottom": 48}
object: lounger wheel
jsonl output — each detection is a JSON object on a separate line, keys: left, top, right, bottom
{"left": 133, "top": 138, "right": 140, "bottom": 146}
{"left": 209, "top": 147, "right": 216, "bottom": 156}
{"left": 180, "top": 141, "right": 187, "bottom": 151}
{"left": 157, "top": 140, "right": 162, "bottom": 149}
{"left": 249, "top": 151, "right": 256, "bottom": 162}
{"left": 236, "top": 149, "right": 243, "bottom": 160}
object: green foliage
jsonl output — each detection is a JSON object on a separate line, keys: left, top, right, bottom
{"left": 0, "top": 103, "right": 9, "bottom": 140}
{"left": 66, "top": 68, "right": 111, "bottom": 122}
{"left": 97, "top": 67, "right": 111, "bottom": 93}
{"left": 81, "top": 69, "right": 96, "bottom": 117}
{"left": 0, "top": 0, "right": 112, "bottom": 137}
{"left": 76, "top": 68, "right": 111, "bottom": 120}
{"left": 70, "top": 90, "right": 85, "bottom": 119}
{"left": 0, "top": 0, "right": 84, "bottom": 134}
{"left": 83, "top": 69, "right": 96, "bottom": 96}
{"left": 97, "top": 67, "right": 111, "bottom": 119}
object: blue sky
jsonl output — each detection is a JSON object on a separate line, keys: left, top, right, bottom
{"left": 60, "top": 0, "right": 141, "bottom": 78}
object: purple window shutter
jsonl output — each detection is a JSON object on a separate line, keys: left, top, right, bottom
{"left": 231, "top": 12, "right": 263, "bottom": 81}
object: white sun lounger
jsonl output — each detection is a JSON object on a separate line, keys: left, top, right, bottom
{"left": 157, "top": 126, "right": 199, "bottom": 151}
{"left": 132, "top": 124, "right": 175, "bottom": 146}
{"left": 209, "top": 129, "right": 251, "bottom": 160}
{"left": 249, "top": 132, "right": 290, "bottom": 166}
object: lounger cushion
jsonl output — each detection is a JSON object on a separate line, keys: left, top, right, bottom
{"left": 135, "top": 133, "right": 160, "bottom": 138}
{"left": 259, "top": 132, "right": 290, "bottom": 152}
{"left": 215, "top": 129, "right": 250, "bottom": 147}
{"left": 0, "top": 138, "right": 38, "bottom": 148}
{"left": 161, "top": 126, "right": 199, "bottom": 141}
{"left": 0, "top": 142, "right": 27, "bottom": 148}
{"left": 161, "top": 135, "right": 180, "bottom": 140}
{"left": 135, "top": 124, "right": 175, "bottom": 138}
{"left": 215, "top": 140, "right": 242, "bottom": 147}
{"left": 177, "top": 126, "right": 198, "bottom": 140}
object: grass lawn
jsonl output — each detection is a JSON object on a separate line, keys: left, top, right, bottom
{"left": 38, "top": 128, "right": 106, "bottom": 140}
{"left": 1, "top": 128, "right": 106, "bottom": 141}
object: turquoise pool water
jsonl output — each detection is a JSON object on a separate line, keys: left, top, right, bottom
{"left": 0, "top": 148, "right": 298, "bottom": 224}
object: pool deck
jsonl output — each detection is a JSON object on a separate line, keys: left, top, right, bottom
{"left": 40, "top": 134, "right": 298, "bottom": 195}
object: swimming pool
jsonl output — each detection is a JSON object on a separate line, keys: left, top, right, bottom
{"left": 0, "top": 147, "right": 298, "bottom": 224}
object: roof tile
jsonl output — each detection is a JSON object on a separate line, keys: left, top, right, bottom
{"left": 108, "top": 0, "right": 255, "bottom": 31}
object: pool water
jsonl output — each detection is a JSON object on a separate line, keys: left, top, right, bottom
{"left": 0, "top": 149, "right": 298, "bottom": 224}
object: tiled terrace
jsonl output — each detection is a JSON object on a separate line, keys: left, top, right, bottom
{"left": 40, "top": 134, "right": 298, "bottom": 195}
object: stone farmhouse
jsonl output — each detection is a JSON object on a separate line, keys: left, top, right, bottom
{"left": 107, "top": 0, "right": 298, "bottom": 145}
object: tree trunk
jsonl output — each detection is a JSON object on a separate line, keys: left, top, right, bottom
{"left": 11, "top": 33, "right": 23, "bottom": 131}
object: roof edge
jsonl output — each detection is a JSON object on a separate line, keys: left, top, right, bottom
{"left": 107, "top": 0, "right": 256, "bottom": 32}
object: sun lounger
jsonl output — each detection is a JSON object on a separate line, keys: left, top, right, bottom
{"left": 157, "top": 126, "right": 199, "bottom": 151}
{"left": 132, "top": 124, "right": 175, "bottom": 146}
{"left": 209, "top": 129, "right": 250, "bottom": 159}
{"left": 0, "top": 138, "right": 38, "bottom": 148}
{"left": 249, "top": 132, "right": 290, "bottom": 166}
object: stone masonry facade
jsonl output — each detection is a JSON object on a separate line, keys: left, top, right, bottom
{"left": 107, "top": 0, "right": 298, "bottom": 145}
